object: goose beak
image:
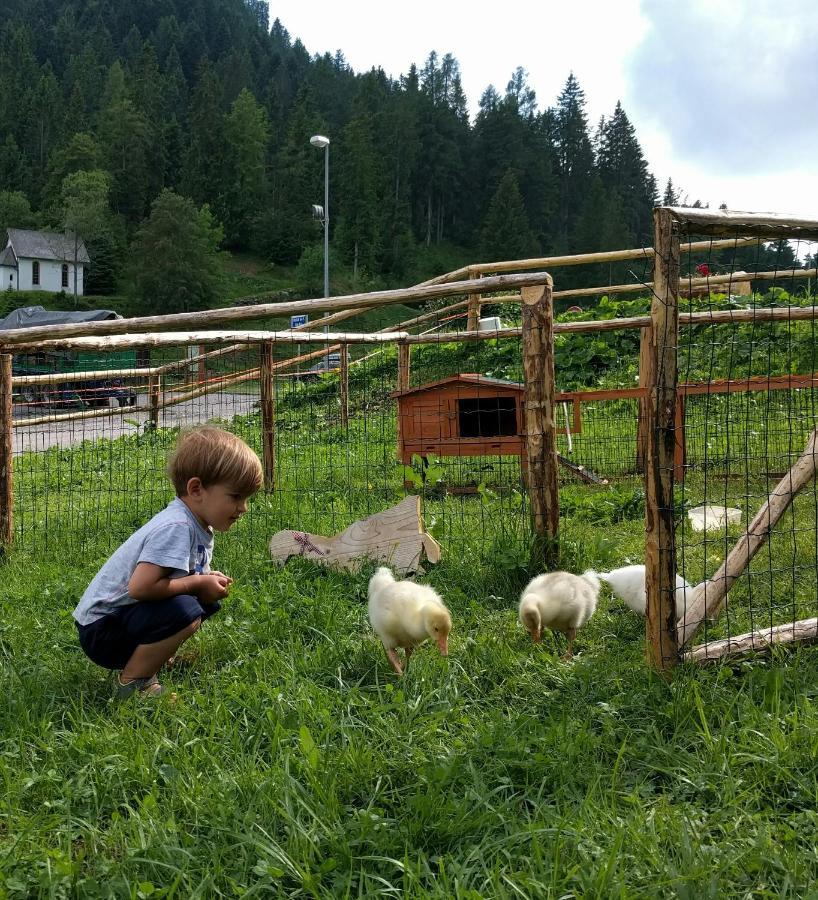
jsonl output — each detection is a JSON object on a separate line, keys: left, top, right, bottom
{"left": 437, "top": 636, "right": 449, "bottom": 655}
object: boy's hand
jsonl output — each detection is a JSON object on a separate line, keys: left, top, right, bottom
{"left": 197, "top": 573, "right": 231, "bottom": 604}
{"left": 210, "top": 571, "right": 233, "bottom": 585}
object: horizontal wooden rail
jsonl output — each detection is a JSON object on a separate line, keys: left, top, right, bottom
{"left": 668, "top": 207, "right": 818, "bottom": 240}
{"left": 11, "top": 329, "right": 413, "bottom": 353}
{"left": 13, "top": 367, "right": 156, "bottom": 386}
{"left": 417, "top": 238, "right": 760, "bottom": 285}
{"left": 0, "top": 272, "right": 551, "bottom": 347}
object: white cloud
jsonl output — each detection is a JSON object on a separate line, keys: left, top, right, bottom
{"left": 266, "top": 0, "right": 818, "bottom": 220}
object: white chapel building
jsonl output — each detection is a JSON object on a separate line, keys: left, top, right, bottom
{"left": 0, "top": 228, "right": 90, "bottom": 295}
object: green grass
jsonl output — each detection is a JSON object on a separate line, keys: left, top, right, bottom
{"left": 6, "top": 366, "right": 818, "bottom": 897}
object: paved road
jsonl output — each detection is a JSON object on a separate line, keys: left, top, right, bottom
{"left": 11, "top": 392, "right": 260, "bottom": 456}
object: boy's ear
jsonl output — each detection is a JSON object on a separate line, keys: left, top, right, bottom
{"left": 186, "top": 476, "right": 204, "bottom": 497}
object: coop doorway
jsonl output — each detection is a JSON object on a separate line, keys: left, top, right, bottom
{"left": 457, "top": 396, "right": 518, "bottom": 438}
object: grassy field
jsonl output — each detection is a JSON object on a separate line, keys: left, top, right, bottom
{"left": 5, "top": 361, "right": 818, "bottom": 897}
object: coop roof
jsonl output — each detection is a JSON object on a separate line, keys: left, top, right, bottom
{"left": 390, "top": 374, "right": 525, "bottom": 399}
{"left": 0, "top": 305, "right": 121, "bottom": 330}
{"left": 6, "top": 228, "right": 90, "bottom": 263}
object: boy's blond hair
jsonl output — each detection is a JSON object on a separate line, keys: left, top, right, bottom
{"left": 167, "top": 426, "right": 263, "bottom": 496}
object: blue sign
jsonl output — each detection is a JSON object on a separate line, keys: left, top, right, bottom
{"left": 290, "top": 314, "right": 309, "bottom": 328}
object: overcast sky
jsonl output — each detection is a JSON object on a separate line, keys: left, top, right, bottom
{"left": 266, "top": 0, "right": 817, "bottom": 221}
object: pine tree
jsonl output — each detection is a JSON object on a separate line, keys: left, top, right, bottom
{"left": 554, "top": 73, "right": 595, "bottom": 248}
{"left": 98, "top": 62, "right": 152, "bottom": 220}
{"left": 334, "top": 113, "right": 381, "bottom": 279}
{"left": 182, "top": 60, "right": 227, "bottom": 204}
{"left": 222, "top": 87, "right": 269, "bottom": 247}
{"left": 478, "top": 170, "right": 538, "bottom": 262}
{"left": 597, "top": 101, "right": 657, "bottom": 244}
{"left": 662, "top": 178, "right": 679, "bottom": 205}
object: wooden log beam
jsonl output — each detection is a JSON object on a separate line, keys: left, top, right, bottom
{"left": 552, "top": 268, "right": 816, "bottom": 302}
{"left": 0, "top": 272, "right": 552, "bottom": 346}
{"left": 419, "top": 237, "right": 758, "bottom": 284}
{"left": 678, "top": 428, "right": 818, "bottom": 647}
{"left": 685, "top": 617, "right": 818, "bottom": 663}
{"left": 644, "top": 208, "right": 681, "bottom": 673}
{"left": 521, "top": 279, "right": 559, "bottom": 567}
{"left": 0, "top": 355, "right": 12, "bottom": 549}
{"left": 11, "top": 330, "right": 412, "bottom": 353}
{"left": 13, "top": 366, "right": 157, "bottom": 386}
{"left": 667, "top": 206, "right": 818, "bottom": 240}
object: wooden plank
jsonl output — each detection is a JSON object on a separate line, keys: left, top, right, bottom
{"left": 686, "top": 617, "right": 818, "bottom": 663}
{"left": 678, "top": 428, "right": 818, "bottom": 647}
{"left": 268, "top": 496, "right": 440, "bottom": 575}
{"left": 0, "top": 355, "right": 12, "bottom": 549}
{"left": 339, "top": 343, "right": 349, "bottom": 428}
{"left": 0, "top": 272, "right": 552, "bottom": 346}
{"left": 644, "top": 208, "right": 681, "bottom": 673}
{"left": 521, "top": 279, "right": 559, "bottom": 567}
{"left": 260, "top": 342, "right": 275, "bottom": 491}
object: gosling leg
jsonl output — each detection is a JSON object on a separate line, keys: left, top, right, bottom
{"left": 386, "top": 648, "right": 403, "bottom": 675}
{"left": 561, "top": 627, "right": 577, "bottom": 661}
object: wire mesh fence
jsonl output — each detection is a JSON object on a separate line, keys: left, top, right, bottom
{"left": 648, "top": 211, "right": 818, "bottom": 667}
{"left": 4, "top": 213, "right": 818, "bottom": 670}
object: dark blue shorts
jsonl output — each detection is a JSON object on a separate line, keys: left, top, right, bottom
{"left": 76, "top": 594, "right": 220, "bottom": 670}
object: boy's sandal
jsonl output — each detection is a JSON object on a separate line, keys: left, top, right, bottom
{"left": 116, "top": 675, "right": 165, "bottom": 699}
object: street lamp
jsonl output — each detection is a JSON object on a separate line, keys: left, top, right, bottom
{"left": 309, "top": 134, "right": 330, "bottom": 300}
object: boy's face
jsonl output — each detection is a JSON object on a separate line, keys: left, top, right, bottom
{"left": 185, "top": 480, "right": 254, "bottom": 532}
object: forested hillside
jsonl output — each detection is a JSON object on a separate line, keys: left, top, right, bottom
{"left": 0, "top": 0, "right": 799, "bottom": 311}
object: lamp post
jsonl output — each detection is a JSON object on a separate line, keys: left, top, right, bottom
{"left": 309, "top": 134, "right": 330, "bottom": 300}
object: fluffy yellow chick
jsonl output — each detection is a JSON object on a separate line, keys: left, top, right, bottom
{"left": 518, "top": 570, "right": 600, "bottom": 659}
{"left": 367, "top": 567, "right": 452, "bottom": 675}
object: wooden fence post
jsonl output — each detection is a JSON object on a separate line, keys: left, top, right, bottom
{"left": 198, "top": 344, "right": 206, "bottom": 385}
{"left": 636, "top": 325, "right": 652, "bottom": 472}
{"left": 148, "top": 375, "right": 160, "bottom": 430}
{"left": 521, "top": 278, "right": 559, "bottom": 568}
{"left": 397, "top": 342, "right": 411, "bottom": 392}
{"left": 466, "top": 267, "right": 481, "bottom": 334}
{"left": 339, "top": 342, "right": 349, "bottom": 427}
{"left": 260, "top": 341, "right": 276, "bottom": 491}
{"left": 0, "top": 354, "right": 13, "bottom": 550}
{"left": 645, "top": 208, "right": 681, "bottom": 673}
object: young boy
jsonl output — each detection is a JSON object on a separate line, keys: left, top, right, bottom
{"left": 73, "top": 426, "right": 263, "bottom": 698}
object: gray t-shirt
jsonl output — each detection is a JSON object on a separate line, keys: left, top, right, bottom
{"left": 73, "top": 497, "right": 214, "bottom": 626}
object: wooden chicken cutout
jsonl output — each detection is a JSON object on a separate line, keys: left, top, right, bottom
{"left": 268, "top": 496, "right": 441, "bottom": 575}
